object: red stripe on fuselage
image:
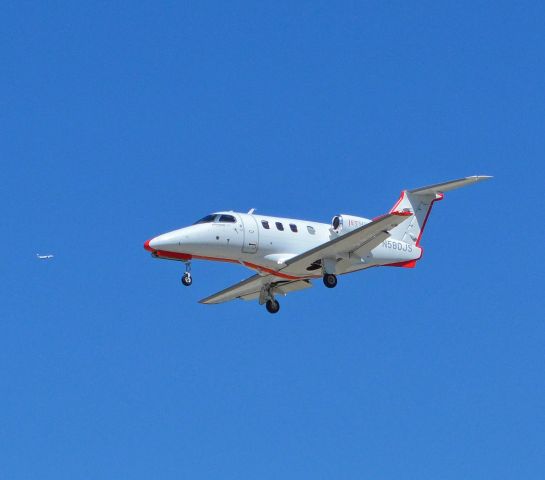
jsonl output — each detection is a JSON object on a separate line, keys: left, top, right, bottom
{"left": 147, "top": 247, "right": 313, "bottom": 280}
{"left": 153, "top": 250, "right": 193, "bottom": 261}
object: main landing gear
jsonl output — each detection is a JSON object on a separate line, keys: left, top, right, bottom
{"left": 181, "top": 262, "right": 192, "bottom": 286}
{"left": 265, "top": 299, "right": 280, "bottom": 314}
{"left": 323, "top": 273, "right": 337, "bottom": 289}
{"left": 260, "top": 284, "right": 281, "bottom": 314}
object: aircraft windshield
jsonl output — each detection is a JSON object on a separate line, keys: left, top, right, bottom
{"left": 194, "top": 214, "right": 217, "bottom": 224}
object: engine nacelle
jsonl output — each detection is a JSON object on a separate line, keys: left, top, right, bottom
{"left": 331, "top": 214, "right": 371, "bottom": 234}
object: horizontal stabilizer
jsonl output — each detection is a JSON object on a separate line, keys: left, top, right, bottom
{"left": 388, "top": 175, "right": 492, "bottom": 244}
{"left": 409, "top": 175, "right": 492, "bottom": 196}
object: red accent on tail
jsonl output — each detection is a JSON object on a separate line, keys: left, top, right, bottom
{"left": 384, "top": 260, "right": 417, "bottom": 268}
{"left": 389, "top": 191, "right": 406, "bottom": 213}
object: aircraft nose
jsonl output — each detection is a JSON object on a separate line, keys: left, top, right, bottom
{"left": 144, "top": 236, "right": 166, "bottom": 251}
{"left": 144, "top": 231, "right": 185, "bottom": 252}
{"left": 144, "top": 236, "right": 167, "bottom": 251}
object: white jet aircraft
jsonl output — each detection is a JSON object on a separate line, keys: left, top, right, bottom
{"left": 144, "top": 176, "right": 491, "bottom": 313}
{"left": 36, "top": 254, "right": 54, "bottom": 260}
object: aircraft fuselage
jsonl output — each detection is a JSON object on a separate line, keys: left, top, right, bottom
{"left": 144, "top": 211, "right": 420, "bottom": 279}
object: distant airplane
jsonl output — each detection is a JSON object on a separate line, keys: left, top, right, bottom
{"left": 36, "top": 254, "right": 54, "bottom": 260}
{"left": 144, "top": 176, "right": 492, "bottom": 313}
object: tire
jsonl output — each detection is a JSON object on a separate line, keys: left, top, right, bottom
{"left": 181, "top": 274, "right": 192, "bottom": 286}
{"left": 265, "top": 299, "right": 280, "bottom": 314}
{"left": 323, "top": 273, "right": 337, "bottom": 288}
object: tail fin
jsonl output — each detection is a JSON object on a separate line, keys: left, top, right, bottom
{"left": 388, "top": 175, "right": 492, "bottom": 245}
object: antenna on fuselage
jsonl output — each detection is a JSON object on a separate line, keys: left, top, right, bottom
{"left": 247, "top": 208, "right": 256, "bottom": 214}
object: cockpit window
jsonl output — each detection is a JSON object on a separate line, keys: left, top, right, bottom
{"left": 194, "top": 214, "right": 217, "bottom": 224}
{"left": 219, "top": 214, "right": 236, "bottom": 223}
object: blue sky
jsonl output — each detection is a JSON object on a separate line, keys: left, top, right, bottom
{"left": 2, "top": 1, "right": 544, "bottom": 478}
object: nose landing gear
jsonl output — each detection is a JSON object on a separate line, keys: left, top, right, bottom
{"left": 181, "top": 262, "right": 192, "bottom": 286}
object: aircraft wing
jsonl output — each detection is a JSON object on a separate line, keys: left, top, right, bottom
{"left": 199, "top": 274, "right": 313, "bottom": 304}
{"left": 280, "top": 212, "right": 412, "bottom": 275}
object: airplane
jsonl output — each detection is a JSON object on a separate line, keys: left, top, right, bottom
{"left": 36, "top": 254, "right": 54, "bottom": 260}
{"left": 144, "top": 175, "right": 491, "bottom": 313}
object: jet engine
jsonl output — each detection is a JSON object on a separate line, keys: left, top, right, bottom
{"left": 331, "top": 214, "right": 372, "bottom": 234}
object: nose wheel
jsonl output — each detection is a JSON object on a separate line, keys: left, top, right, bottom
{"left": 181, "top": 262, "right": 192, "bottom": 286}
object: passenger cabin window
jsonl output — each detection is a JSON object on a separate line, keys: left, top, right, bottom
{"left": 261, "top": 220, "right": 270, "bottom": 229}
{"left": 194, "top": 214, "right": 217, "bottom": 224}
{"left": 218, "top": 214, "right": 236, "bottom": 223}
{"left": 307, "top": 225, "right": 316, "bottom": 234}
{"left": 276, "top": 222, "right": 284, "bottom": 231}
{"left": 289, "top": 224, "right": 298, "bottom": 233}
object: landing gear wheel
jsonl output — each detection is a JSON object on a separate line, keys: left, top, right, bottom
{"left": 181, "top": 273, "right": 192, "bottom": 286}
{"left": 265, "top": 299, "right": 280, "bottom": 314}
{"left": 323, "top": 273, "right": 337, "bottom": 288}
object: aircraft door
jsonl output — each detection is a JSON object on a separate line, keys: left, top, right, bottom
{"left": 240, "top": 214, "right": 259, "bottom": 254}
